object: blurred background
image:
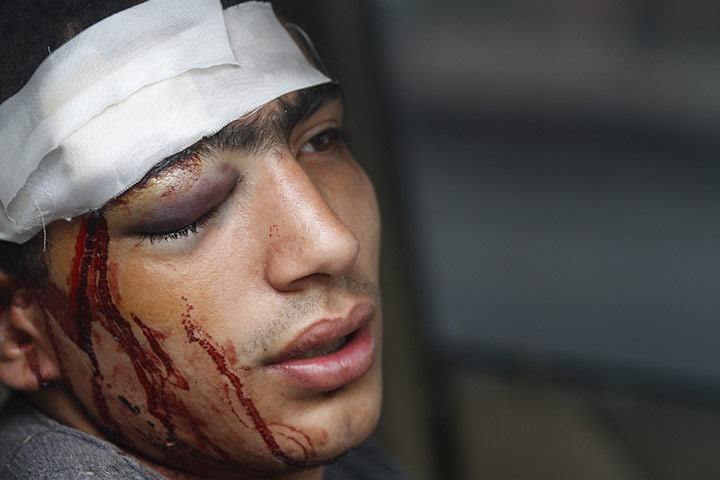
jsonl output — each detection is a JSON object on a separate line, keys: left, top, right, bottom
{"left": 276, "top": 0, "right": 720, "bottom": 479}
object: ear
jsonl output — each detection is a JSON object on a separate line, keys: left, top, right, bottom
{"left": 0, "top": 272, "right": 60, "bottom": 390}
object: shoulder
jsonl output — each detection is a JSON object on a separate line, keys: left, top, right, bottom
{"left": 323, "top": 440, "right": 414, "bottom": 480}
{"left": 0, "top": 395, "right": 162, "bottom": 480}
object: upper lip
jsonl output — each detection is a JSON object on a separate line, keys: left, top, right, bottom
{"left": 264, "top": 303, "right": 375, "bottom": 365}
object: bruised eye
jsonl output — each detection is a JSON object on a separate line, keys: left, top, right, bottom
{"left": 133, "top": 171, "right": 240, "bottom": 245}
{"left": 299, "top": 128, "right": 343, "bottom": 154}
{"left": 138, "top": 206, "right": 220, "bottom": 244}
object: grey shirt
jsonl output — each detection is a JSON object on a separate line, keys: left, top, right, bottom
{"left": 0, "top": 396, "right": 410, "bottom": 480}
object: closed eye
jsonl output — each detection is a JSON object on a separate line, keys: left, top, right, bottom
{"left": 138, "top": 205, "right": 221, "bottom": 244}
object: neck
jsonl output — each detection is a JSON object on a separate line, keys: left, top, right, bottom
{"left": 23, "top": 385, "right": 102, "bottom": 437}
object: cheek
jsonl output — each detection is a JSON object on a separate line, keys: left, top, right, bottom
{"left": 40, "top": 215, "right": 323, "bottom": 472}
{"left": 113, "top": 254, "right": 194, "bottom": 329}
{"left": 36, "top": 161, "right": 384, "bottom": 472}
{"left": 112, "top": 236, "right": 260, "bottom": 335}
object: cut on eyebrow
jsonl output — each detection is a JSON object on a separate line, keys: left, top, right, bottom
{"left": 127, "top": 82, "right": 343, "bottom": 192}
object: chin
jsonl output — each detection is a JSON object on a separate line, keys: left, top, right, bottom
{"left": 182, "top": 364, "right": 383, "bottom": 479}
{"left": 122, "top": 373, "right": 382, "bottom": 480}
{"left": 268, "top": 359, "right": 383, "bottom": 468}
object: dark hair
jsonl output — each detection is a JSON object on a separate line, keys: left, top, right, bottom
{"left": 0, "top": 235, "right": 48, "bottom": 284}
{"left": 0, "top": 0, "right": 249, "bottom": 284}
{"left": 0, "top": 0, "right": 146, "bottom": 102}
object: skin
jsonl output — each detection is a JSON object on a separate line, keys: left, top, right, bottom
{"left": 5, "top": 92, "right": 383, "bottom": 479}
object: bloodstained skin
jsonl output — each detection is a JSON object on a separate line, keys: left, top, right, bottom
{"left": 183, "top": 309, "right": 315, "bottom": 465}
{"left": 38, "top": 212, "right": 315, "bottom": 469}
{"left": 73, "top": 214, "right": 111, "bottom": 427}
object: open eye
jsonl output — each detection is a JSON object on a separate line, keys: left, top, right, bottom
{"left": 299, "top": 127, "right": 343, "bottom": 154}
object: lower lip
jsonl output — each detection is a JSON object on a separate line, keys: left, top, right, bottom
{"left": 268, "top": 326, "right": 375, "bottom": 392}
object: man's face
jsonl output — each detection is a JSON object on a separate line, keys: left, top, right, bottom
{"left": 38, "top": 87, "right": 382, "bottom": 477}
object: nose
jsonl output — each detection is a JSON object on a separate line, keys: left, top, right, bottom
{"left": 262, "top": 154, "right": 360, "bottom": 291}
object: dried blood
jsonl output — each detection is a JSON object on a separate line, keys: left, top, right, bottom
{"left": 43, "top": 211, "right": 314, "bottom": 468}
{"left": 183, "top": 317, "right": 314, "bottom": 465}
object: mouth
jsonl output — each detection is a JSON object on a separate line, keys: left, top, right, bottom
{"left": 265, "top": 303, "right": 376, "bottom": 392}
{"left": 293, "top": 335, "right": 349, "bottom": 359}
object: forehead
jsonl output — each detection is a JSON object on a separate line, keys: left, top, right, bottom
{"left": 106, "top": 82, "right": 343, "bottom": 209}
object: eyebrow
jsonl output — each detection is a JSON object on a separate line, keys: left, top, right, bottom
{"left": 130, "top": 82, "right": 343, "bottom": 191}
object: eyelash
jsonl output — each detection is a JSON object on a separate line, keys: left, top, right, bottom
{"left": 139, "top": 206, "right": 220, "bottom": 244}
{"left": 137, "top": 127, "right": 343, "bottom": 244}
{"left": 300, "top": 127, "right": 345, "bottom": 154}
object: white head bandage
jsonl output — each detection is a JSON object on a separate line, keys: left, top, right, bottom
{"left": 0, "top": 0, "right": 331, "bottom": 243}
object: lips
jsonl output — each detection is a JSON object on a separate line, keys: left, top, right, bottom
{"left": 294, "top": 335, "right": 348, "bottom": 359}
{"left": 265, "top": 303, "right": 376, "bottom": 392}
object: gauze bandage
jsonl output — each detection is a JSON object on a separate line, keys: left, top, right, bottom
{"left": 0, "top": 0, "right": 331, "bottom": 243}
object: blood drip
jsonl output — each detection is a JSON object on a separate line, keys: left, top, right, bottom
{"left": 270, "top": 424, "right": 315, "bottom": 459}
{"left": 73, "top": 214, "right": 111, "bottom": 426}
{"left": 23, "top": 214, "right": 210, "bottom": 463}
{"left": 183, "top": 315, "right": 315, "bottom": 465}
{"left": 40, "top": 211, "right": 314, "bottom": 469}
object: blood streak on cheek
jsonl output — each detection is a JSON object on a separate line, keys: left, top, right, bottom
{"left": 84, "top": 215, "right": 229, "bottom": 460}
{"left": 38, "top": 211, "right": 315, "bottom": 469}
{"left": 76, "top": 214, "right": 111, "bottom": 427}
{"left": 32, "top": 213, "right": 235, "bottom": 467}
{"left": 68, "top": 214, "right": 89, "bottom": 312}
{"left": 107, "top": 261, "right": 122, "bottom": 303}
{"left": 180, "top": 299, "right": 316, "bottom": 466}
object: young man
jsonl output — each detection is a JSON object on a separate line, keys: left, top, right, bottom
{"left": 0, "top": 1, "right": 404, "bottom": 478}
